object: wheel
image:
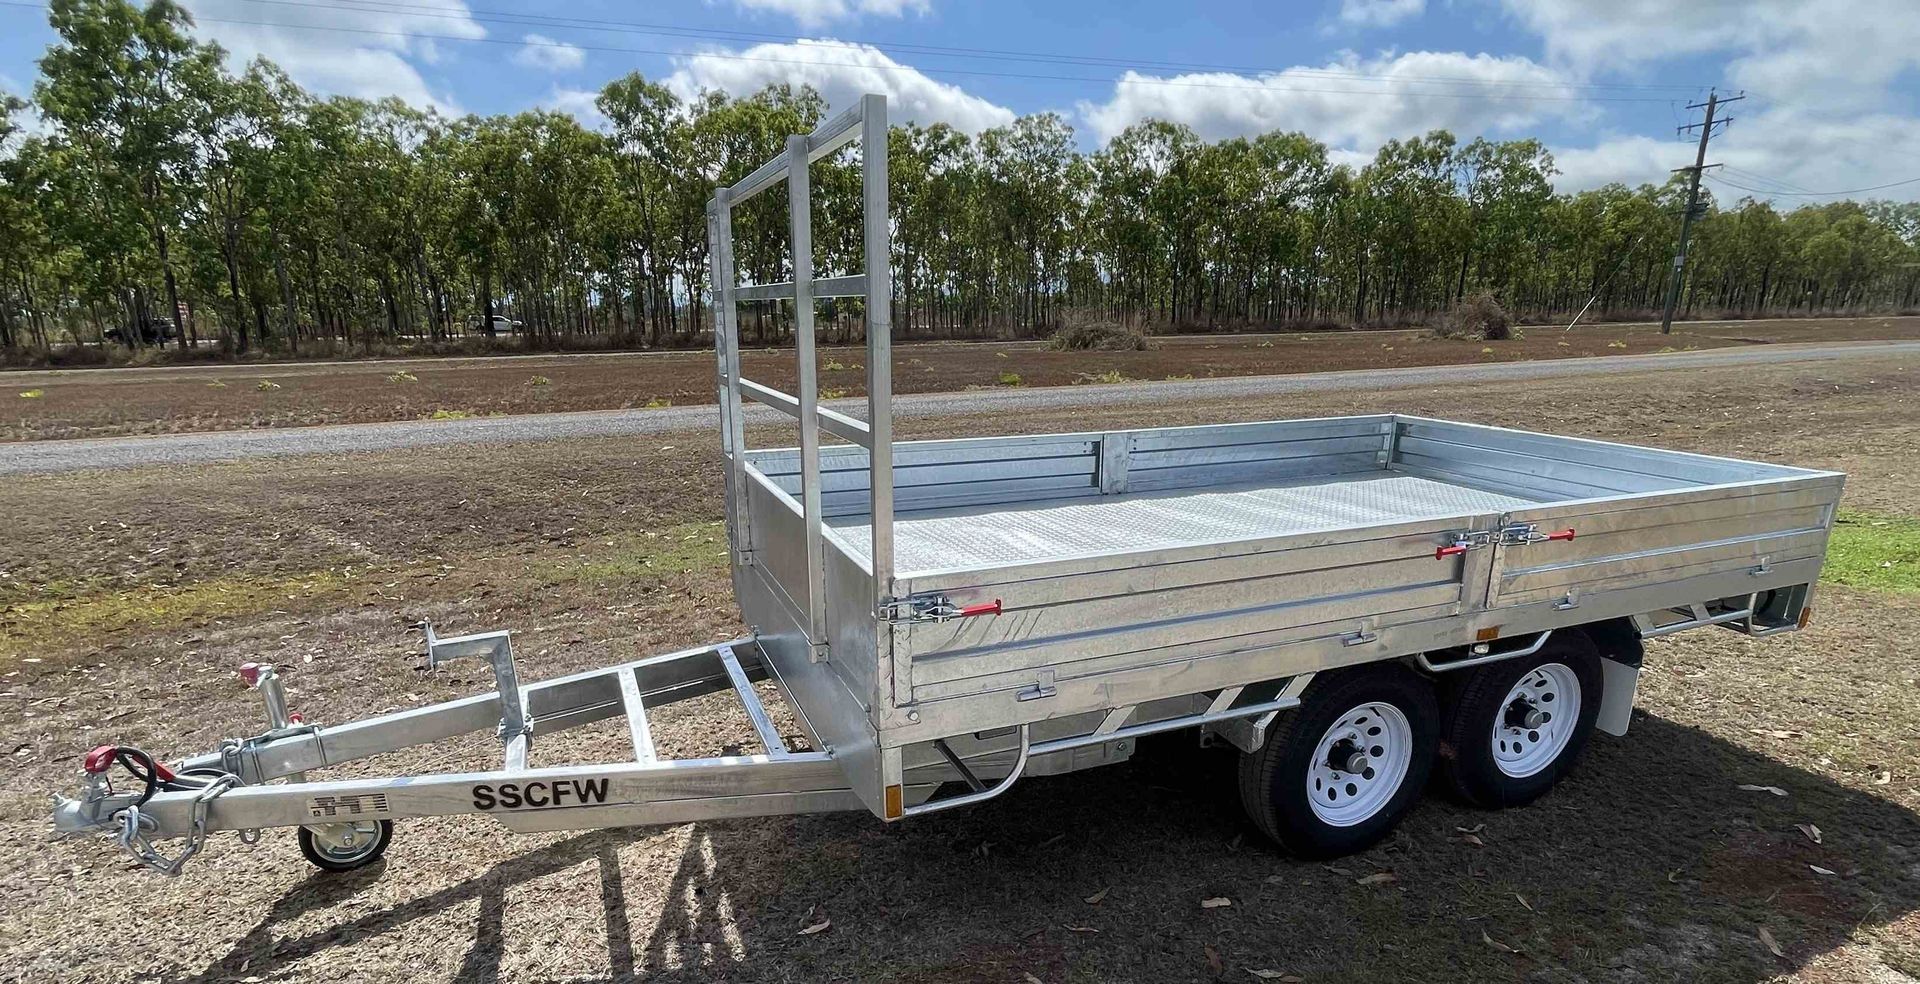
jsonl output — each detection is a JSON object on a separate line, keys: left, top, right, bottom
{"left": 297, "top": 819, "right": 393, "bottom": 872}
{"left": 1437, "top": 631, "right": 1604, "bottom": 808}
{"left": 1238, "top": 665, "right": 1440, "bottom": 859}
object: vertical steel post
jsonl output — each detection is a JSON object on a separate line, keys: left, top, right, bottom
{"left": 710, "top": 188, "right": 750, "bottom": 566}
{"left": 786, "top": 134, "right": 829, "bottom": 657}
{"left": 860, "top": 94, "right": 894, "bottom": 606}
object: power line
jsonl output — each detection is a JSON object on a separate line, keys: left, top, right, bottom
{"left": 1720, "top": 164, "right": 1816, "bottom": 195}
{"left": 1710, "top": 171, "right": 1920, "bottom": 197}
{"left": 0, "top": 1, "right": 1690, "bottom": 104}
{"left": 204, "top": 0, "right": 1717, "bottom": 94}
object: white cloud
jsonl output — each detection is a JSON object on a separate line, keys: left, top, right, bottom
{"left": 1502, "top": 0, "right": 1920, "bottom": 112}
{"left": 731, "top": 0, "right": 930, "bottom": 30}
{"left": 1338, "top": 0, "right": 1426, "bottom": 28}
{"left": 1077, "top": 51, "right": 1585, "bottom": 147}
{"left": 178, "top": 0, "right": 481, "bottom": 114}
{"left": 1551, "top": 111, "right": 1920, "bottom": 202}
{"left": 513, "top": 34, "right": 585, "bottom": 73}
{"left": 667, "top": 39, "right": 1016, "bottom": 133}
{"left": 1501, "top": 0, "right": 1920, "bottom": 200}
{"left": 542, "top": 87, "right": 607, "bottom": 129}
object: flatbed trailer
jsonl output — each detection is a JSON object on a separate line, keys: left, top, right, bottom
{"left": 51, "top": 95, "right": 1843, "bottom": 873}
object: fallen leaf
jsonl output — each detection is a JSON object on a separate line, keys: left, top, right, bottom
{"left": 1737, "top": 784, "right": 1788, "bottom": 796}
{"left": 1514, "top": 893, "right": 1534, "bottom": 912}
{"left": 1796, "top": 823, "right": 1823, "bottom": 844}
{"left": 1460, "top": 833, "right": 1485, "bottom": 847}
{"left": 1206, "top": 945, "right": 1224, "bottom": 976}
{"left": 798, "top": 918, "right": 831, "bottom": 936}
{"left": 1246, "top": 972, "right": 1302, "bottom": 982}
{"left": 1456, "top": 824, "right": 1486, "bottom": 834}
{"left": 1758, "top": 926, "right": 1785, "bottom": 958}
{"left": 1024, "top": 974, "right": 1044, "bottom": 984}
{"left": 1356, "top": 872, "right": 1398, "bottom": 886}
{"left": 1064, "top": 925, "right": 1101, "bottom": 934}
{"left": 1482, "top": 930, "right": 1520, "bottom": 954}
{"left": 1809, "top": 864, "right": 1837, "bottom": 876}
{"left": 1200, "top": 897, "right": 1233, "bottom": 909}
{"left": 1084, "top": 887, "right": 1109, "bottom": 905}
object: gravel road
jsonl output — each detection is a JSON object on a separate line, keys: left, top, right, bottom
{"left": 5, "top": 340, "right": 1915, "bottom": 476}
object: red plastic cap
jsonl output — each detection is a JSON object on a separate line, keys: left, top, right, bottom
{"left": 83, "top": 745, "right": 117, "bottom": 774}
{"left": 958, "top": 599, "right": 1003, "bottom": 618}
{"left": 1435, "top": 543, "right": 1469, "bottom": 559}
{"left": 1546, "top": 528, "right": 1577, "bottom": 542}
{"left": 237, "top": 662, "right": 265, "bottom": 687}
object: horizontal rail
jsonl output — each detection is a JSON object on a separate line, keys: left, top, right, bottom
{"left": 1034, "top": 693, "right": 1306, "bottom": 755}
{"left": 736, "top": 378, "right": 873, "bottom": 448}
{"left": 728, "top": 101, "right": 868, "bottom": 204}
{"left": 734, "top": 274, "right": 868, "bottom": 302}
{"left": 1410, "top": 630, "right": 1554, "bottom": 673}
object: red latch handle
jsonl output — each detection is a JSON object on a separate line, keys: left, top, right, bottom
{"left": 958, "top": 599, "right": 1003, "bottom": 618}
{"left": 1435, "top": 543, "right": 1469, "bottom": 559}
{"left": 1545, "top": 528, "right": 1576, "bottom": 542}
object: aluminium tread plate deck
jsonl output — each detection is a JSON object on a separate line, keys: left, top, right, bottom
{"left": 829, "top": 473, "right": 1542, "bottom": 576}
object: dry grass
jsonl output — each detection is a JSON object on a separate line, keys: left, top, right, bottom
{"left": 3, "top": 358, "right": 1920, "bottom": 982}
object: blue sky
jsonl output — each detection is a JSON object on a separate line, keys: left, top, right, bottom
{"left": 3, "top": 0, "right": 1918, "bottom": 202}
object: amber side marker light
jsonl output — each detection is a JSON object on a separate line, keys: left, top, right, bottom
{"left": 1475, "top": 626, "right": 1502, "bottom": 643}
{"left": 884, "top": 784, "right": 903, "bottom": 819}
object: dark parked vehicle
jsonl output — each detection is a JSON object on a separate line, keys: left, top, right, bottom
{"left": 103, "top": 320, "right": 178, "bottom": 346}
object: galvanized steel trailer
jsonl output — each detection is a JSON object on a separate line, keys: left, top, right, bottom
{"left": 52, "top": 95, "right": 1843, "bottom": 872}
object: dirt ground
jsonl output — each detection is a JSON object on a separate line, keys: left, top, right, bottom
{"left": 6, "top": 315, "right": 1919, "bottom": 442}
{"left": 3, "top": 355, "right": 1920, "bottom": 983}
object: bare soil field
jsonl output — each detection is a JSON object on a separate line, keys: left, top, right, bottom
{"left": 3, "top": 356, "right": 1919, "bottom": 983}
{"left": 6, "top": 315, "right": 1919, "bottom": 442}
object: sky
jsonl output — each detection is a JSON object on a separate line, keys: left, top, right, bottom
{"left": 2, "top": 0, "right": 1919, "bottom": 203}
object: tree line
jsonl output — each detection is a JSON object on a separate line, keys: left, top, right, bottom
{"left": 2, "top": 0, "right": 1917, "bottom": 359}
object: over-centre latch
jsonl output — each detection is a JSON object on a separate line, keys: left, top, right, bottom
{"left": 879, "top": 593, "right": 1003, "bottom": 625}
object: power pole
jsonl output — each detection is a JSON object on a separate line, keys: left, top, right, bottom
{"left": 1661, "top": 90, "right": 1743, "bottom": 333}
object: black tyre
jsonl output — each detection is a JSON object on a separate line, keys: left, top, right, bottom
{"left": 297, "top": 819, "right": 393, "bottom": 872}
{"left": 1238, "top": 665, "right": 1440, "bottom": 859}
{"left": 1437, "top": 631, "right": 1604, "bottom": 808}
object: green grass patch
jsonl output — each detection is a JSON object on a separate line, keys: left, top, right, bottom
{"left": 1824, "top": 511, "right": 1920, "bottom": 593}
{"left": 2, "top": 570, "right": 353, "bottom": 656}
{"left": 551, "top": 521, "right": 728, "bottom": 585}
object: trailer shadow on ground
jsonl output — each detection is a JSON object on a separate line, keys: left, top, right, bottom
{"left": 168, "top": 713, "right": 1920, "bottom": 984}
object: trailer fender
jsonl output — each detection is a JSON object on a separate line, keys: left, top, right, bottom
{"left": 1580, "top": 619, "right": 1644, "bottom": 738}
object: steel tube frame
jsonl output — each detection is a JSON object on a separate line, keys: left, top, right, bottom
{"left": 709, "top": 94, "right": 894, "bottom": 662}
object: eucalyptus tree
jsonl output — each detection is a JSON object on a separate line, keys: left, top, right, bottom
{"left": 36, "top": 0, "right": 223, "bottom": 348}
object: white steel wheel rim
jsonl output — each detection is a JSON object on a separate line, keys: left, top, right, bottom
{"left": 1307, "top": 702, "right": 1414, "bottom": 827}
{"left": 1492, "top": 662, "right": 1582, "bottom": 779}
{"left": 307, "top": 820, "right": 382, "bottom": 862}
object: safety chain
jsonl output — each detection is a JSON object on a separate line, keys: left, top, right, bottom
{"left": 113, "top": 773, "right": 239, "bottom": 877}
